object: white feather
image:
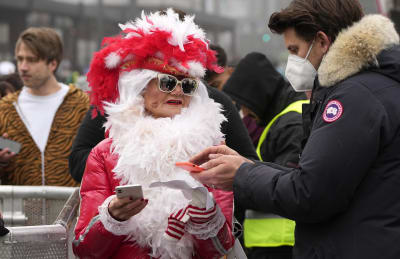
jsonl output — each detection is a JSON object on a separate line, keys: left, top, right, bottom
{"left": 187, "top": 61, "right": 206, "bottom": 78}
{"left": 105, "top": 52, "right": 121, "bottom": 69}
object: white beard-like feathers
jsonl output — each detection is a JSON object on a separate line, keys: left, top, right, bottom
{"left": 104, "top": 90, "right": 226, "bottom": 258}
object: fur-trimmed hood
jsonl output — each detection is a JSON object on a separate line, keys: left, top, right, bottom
{"left": 318, "top": 14, "right": 400, "bottom": 87}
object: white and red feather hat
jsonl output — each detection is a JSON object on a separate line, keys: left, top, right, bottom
{"left": 87, "top": 8, "right": 222, "bottom": 116}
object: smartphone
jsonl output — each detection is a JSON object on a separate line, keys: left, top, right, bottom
{"left": 175, "top": 162, "right": 205, "bottom": 172}
{"left": 115, "top": 184, "right": 143, "bottom": 200}
{"left": 0, "top": 137, "right": 21, "bottom": 154}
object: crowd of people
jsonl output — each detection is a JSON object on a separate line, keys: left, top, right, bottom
{"left": 1, "top": 0, "right": 400, "bottom": 258}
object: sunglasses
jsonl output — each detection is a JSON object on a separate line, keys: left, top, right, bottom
{"left": 157, "top": 73, "right": 198, "bottom": 96}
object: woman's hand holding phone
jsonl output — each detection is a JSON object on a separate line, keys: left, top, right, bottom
{"left": 108, "top": 196, "right": 148, "bottom": 221}
{"left": 108, "top": 185, "right": 148, "bottom": 221}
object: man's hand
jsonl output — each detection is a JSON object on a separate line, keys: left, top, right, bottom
{"left": 189, "top": 145, "right": 240, "bottom": 166}
{"left": 0, "top": 133, "right": 16, "bottom": 166}
{"left": 189, "top": 146, "right": 253, "bottom": 191}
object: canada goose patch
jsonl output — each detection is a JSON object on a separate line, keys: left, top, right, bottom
{"left": 323, "top": 100, "right": 343, "bottom": 123}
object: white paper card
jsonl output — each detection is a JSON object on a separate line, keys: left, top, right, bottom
{"left": 149, "top": 180, "right": 214, "bottom": 210}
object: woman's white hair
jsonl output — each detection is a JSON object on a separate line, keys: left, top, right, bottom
{"left": 103, "top": 69, "right": 210, "bottom": 117}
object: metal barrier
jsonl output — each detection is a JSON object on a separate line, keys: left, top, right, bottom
{"left": 0, "top": 186, "right": 80, "bottom": 259}
{"left": 0, "top": 186, "right": 246, "bottom": 258}
{"left": 0, "top": 186, "right": 76, "bottom": 226}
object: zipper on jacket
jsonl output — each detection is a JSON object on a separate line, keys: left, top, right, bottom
{"left": 41, "top": 151, "right": 46, "bottom": 224}
{"left": 14, "top": 101, "right": 47, "bottom": 224}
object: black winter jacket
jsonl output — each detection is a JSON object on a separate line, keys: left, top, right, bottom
{"left": 223, "top": 52, "right": 306, "bottom": 166}
{"left": 234, "top": 15, "right": 400, "bottom": 259}
{"left": 69, "top": 85, "right": 258, "bottom": 182}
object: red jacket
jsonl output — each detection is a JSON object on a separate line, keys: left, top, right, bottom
{"left": 73, "top": 139, "right": 235, "bottom": 258}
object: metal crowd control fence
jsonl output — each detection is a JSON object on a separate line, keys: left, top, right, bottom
{"left": 0, "top": 186, "right": 80, "bottom": 259}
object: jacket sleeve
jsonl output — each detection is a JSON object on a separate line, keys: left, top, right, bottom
{"left": 0, "top": 100, "right": 11, "bottom": 176}
{"left": 234, "top": 83, "right": 382, "bottom": 223}
{"left": 72, "top": 143, "right": 126, "bottom": 258}
{"left": 190, "top": 189, "right": 235, "bottom": 258}
{"left": 68, "top": 106, "right": 106, "bottom": 182}
{"left": 261, "top": 111, "right": 303, "bottom": 167}
{"left": 207, "top": 86, "right": 259, "bottom": 161}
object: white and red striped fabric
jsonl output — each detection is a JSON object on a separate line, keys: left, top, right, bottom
{"left": 187, "top": 204, "right": 217, "bottom": 224}
{"left": 164, "top": 207, "right": 190, "bottom": 241}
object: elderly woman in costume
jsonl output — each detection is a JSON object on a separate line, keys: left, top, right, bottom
{"left": 73, "top": 9, "right": 235, "bottom": 259}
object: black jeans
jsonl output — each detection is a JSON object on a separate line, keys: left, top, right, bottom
{"left": 248, "top": 246, "right": 293, "bottom": 259}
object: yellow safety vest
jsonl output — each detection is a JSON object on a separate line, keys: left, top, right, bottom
{"left": 245, "top": 99, "right": 309, "bottom": 248}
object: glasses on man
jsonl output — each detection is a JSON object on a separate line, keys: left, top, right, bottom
{"left": 157, "top": 73, "right": 198, "bottom": 96}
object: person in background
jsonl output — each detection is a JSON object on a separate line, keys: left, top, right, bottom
{"left": 0, "top": 72, "right": 23, "bottom": 91}
{"left": 189, "top": 0, "right": 400, "bottom": 258}
{"left": 223, "top": 52, "right": 306, "bottom": 151}
{"left": 73, "top": 9, "right": 235, "bottom": 258}
{"left": 0, "top": 27, "right": 89, "bottom": 186}
{"left": 0, "top": 211, "right": 9, "bottom": 237}
{"left": 0, "top": 63, "right": 19, "bottom": 99}
{"left": 204, "top": 44, "right": 234, "bottom": 91}
{"left": 223, "top": 51, "right": 307, "bottom": 259}
{"left": 0, "top": 81, "right": 15, "bottom": 98}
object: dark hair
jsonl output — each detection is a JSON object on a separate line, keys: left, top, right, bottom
{"left": 15, "top": 27, "right": 63, "bottom": 71}
{"left": 210, "top": 44, "right": 227, "bottom": 67}
{"left": 268, "top": 0, "right": 364, "bottom": 42}
{"left": 0, "top": 73, "right": 23, "bottom": 91}
{"left": 0, "top": 81, "right": 15, "bottom": 98}
{"left": 204, "top": 44, "right": 227, "bottom": 82}
{"left": 159, "top": 8, "right": 186, "bottom": 21}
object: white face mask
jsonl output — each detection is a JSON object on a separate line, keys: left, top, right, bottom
{"left": 285, "top": 41, "right": 317, "bottom": 92}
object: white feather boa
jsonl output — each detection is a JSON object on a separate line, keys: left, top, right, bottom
{"left": 100, "top": 75, "right": 226, "bottom": 258}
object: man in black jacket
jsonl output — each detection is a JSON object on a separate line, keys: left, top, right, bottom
{"left": 68, "top": 85, "right": 258, "bottom": 183}
{"left": 189, "top": 1, "right": 400, "bottom": 258}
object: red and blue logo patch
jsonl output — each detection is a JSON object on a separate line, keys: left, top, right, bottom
{"left": 323, "top": 100, "right": 343, "bottom": 123}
